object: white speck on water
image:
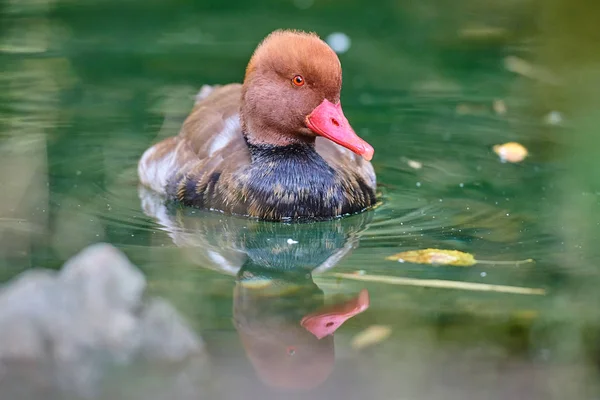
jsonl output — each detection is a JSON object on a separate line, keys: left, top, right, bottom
{"left": 407, "top": 159, "right": 423, "bottom": 169}
{"left": 544, "top": 110, "right": 563, "bottom": 125}
{"left": 480, "top": 272, "right": 487, "bottom": 277}
{"left": 459, "top": 183, "right": 464, "bottom": 188}
{"left": 326, "top": 32, "right": 351, "bottom": 54}
{"left": 76, "top": 170, "right": 82, "bottom": 176}
{"left": 287, "top": 238, "right": 299, "bottom": 244}
{"left": 416, "top": 182, "right": 421, "bottom": 187}
{"left": 398, "top": 259, "right": 405, "bottom": 263}
{"left": 506, "top": 213, "right": 510, "bottom": 216}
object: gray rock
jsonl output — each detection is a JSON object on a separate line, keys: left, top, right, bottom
{"left": 138, "top": 298, "right": 204, "bottom": 363}
{"left": 60, "top": 243, "right": 146, "bottom": 312}
{"left": 0, "top": 243, "right": 207, "bottom": 400}
{"left": 0, "top": 270, "right": 58, "bottom": 360}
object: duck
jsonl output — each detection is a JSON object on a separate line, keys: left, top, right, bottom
{"left": 138, "top": 29, "right": 377, "bottom": 222}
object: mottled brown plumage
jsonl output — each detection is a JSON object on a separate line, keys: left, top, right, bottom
{"left": 138, "top": 30, "right": 377, "bottom": 221}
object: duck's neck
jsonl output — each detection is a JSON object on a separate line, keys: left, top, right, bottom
{"left": 240, "top": 99, "right": 313, "bottom": 148}
{"left": 245, "top": 140, "right": 323, "bottom": 165}
{"left": 243, "top": 127, "right": 315, "bottom": 149}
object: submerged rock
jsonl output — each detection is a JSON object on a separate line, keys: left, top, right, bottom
{"left": 60, "top": 243, "right": 146, "bottom": 313}
{"left": 138, "top": 298, "right": 204, "bottom": 363}
{"left": 0, "top": 243, "right": 207, "bottom": 400}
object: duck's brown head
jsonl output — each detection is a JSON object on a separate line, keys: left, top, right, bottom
{"left": 241, "top": 30, "right": 374, "bottom": 161}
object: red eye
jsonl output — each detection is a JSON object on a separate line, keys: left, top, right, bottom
{"left": 292, "top": 75, "right": 305, "bottom": 87}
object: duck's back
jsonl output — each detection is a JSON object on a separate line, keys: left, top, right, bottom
{"left": 138, "top": 84, "right": 377, "bottom": 221}
{"left": 138, "top": 83, "right": 248, "bottom": 194}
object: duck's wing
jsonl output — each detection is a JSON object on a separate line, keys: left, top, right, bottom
{"left": 138, "top": 84, "right": 250, "bottom": 195}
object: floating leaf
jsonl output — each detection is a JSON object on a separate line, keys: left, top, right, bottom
{"left": 493, "top": 99, "right": 507, "bottom": 115}
{"left": 513, "top": 310, "right": 539, "bottom": 320}
{"left": 386, "top": 248, "right": 474, "bottom": 266}
{"left": 351, "top": 325, "right": 392, "bottom": 350}
{"left": 406, "top": 159, "right": 422, "bottom": 170}
{"left": 332, "top": 273, "right": 546, "bottom": 295}
{"left": 386, "top": 248, "right": 533, "bottom": 267}
{"left": 239, "top": 278, "right": 274, "bottom": 290}
{"left": 493, "top": 142, "right": 528, "bottom": 163}
{"left": 504, "top": 56, "right": 560, "bottom": 85}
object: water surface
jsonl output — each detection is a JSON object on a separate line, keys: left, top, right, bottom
{"left": 2, "top": 0, "right": 600, "bottom": 399}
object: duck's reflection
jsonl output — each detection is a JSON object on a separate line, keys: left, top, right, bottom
{"left": 234, "top": 264, "right": 369, "bottom": 390}
{"left": 139, "top": 187, "right": 372, "bottom": 390}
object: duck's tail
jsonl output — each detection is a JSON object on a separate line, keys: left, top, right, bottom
{"left": 194, "top": 84, "right": 222, "bottom": 104}
{"left": 137, "top": 136, "right": 198, "bottom": 195}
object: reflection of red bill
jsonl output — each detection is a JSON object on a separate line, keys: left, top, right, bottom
{"left": 300, "top": 289, "right": 370, "bottom": 339}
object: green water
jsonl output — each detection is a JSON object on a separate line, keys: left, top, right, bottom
{"left": 2, "top": 0, "right": 600, "bottom": 398}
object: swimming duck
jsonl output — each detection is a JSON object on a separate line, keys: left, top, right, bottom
{"left": 138, "top": 29, "right": 377, "bottom": 221}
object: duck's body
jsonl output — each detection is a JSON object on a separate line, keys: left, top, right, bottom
{"left": 138, "top": 30, "right": 377, "bottom": 221}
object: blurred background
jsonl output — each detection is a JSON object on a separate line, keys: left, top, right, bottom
{"left": 2, "top": 0, "right": 600, "bottom": 399}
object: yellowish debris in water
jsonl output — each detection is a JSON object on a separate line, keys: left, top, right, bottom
{"left": 493, "top": 99, "right": 507, "bottom": 115}
{"left": 493, "top": 142, "right": 528, "bottom": 163}
{"left": 456, "top": 103, "right": 488, "bottom": 115}
{"left": 333, "top": 272, "right": 546, "bottom": 295}
{"left": 351, "top": 325, "right": 392, "bottom": 350}
{"left": 386, "top": 248, "right": 534, "bottom": 267}
{"left": 504, "top": 56, "right": 560, "bottom": 85}
{"left": 458, "top": 26, "right": 507, "bottom": 41}
{"left": 407, "top": 159, "right": 423, "bottom": 170}
{"left": 387, "top": 248, "right": 476, "bottom": 266}
{"left": 513, "top": 310, "right": 539, "bottom": 321}
{"left": 239, "top": 278, "right": 273, "bottom": 290}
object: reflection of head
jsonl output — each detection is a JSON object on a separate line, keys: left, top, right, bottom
{"left": 233, "top": 266, "right": 369, "bottom": 391}
{"left": 233, "top": 267, "right": 335, "bottom": 390}
{"left": 236, "top": 312, "right": 335, "bottom": 391}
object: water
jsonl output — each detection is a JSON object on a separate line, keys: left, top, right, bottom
{"left": 2, "top": 0, "right": 600, "bottom": 399}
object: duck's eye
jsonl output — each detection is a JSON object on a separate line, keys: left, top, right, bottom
{"left": 292, "top": 75, "right": 305, "bottom": 87}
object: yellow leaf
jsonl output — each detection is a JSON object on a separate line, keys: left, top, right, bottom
{"left": 386, "top": 248, "right": 534, "bottom": 267}
{"left": 493, "top": 142, "right": 528, "bottom": 163}
{"left": 406, "top": 159, "right": 423, "bottom": 169}
{"left": 385, "top": 248, "right": 476, "bottom": 266}
{"left": 351, "top": 325, "right": 392, "bottom": 350}
{"left": 493, "top": 99, "right": 507, "bottom": 115}
{"left": 239, "top": 278, "right": 273, "bottom": 289}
